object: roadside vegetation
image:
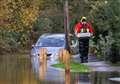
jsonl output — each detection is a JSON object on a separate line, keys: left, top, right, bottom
{"left": 0, "top": 0, "right": 120, "bottom": 63}
{"left": 51, "top": 62, "right": 91, "bottom": 72}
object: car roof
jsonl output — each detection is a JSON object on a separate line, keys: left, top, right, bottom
{"left": 40, "top": 33, "right": 65, "bottom": 38}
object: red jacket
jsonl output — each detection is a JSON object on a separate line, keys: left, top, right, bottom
{"left": 74, "top": 22, "right": 93, "bottom": 33}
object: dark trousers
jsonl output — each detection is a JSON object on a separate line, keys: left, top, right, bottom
{"left": 79, "top": 37, "right": 89, "bottom": 63}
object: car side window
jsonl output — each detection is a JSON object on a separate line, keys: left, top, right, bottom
{"left": 70, "top": 36, "right": 78, "bottom": 48}
{"left": 71, "top": 36, "right": 76, "bottom": 44}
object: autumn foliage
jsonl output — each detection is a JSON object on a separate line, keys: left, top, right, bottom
{"left": 0, "top": 0, "right": 42, "bottom": 30}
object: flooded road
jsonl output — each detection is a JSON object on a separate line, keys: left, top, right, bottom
{"left": 0, "top": 54, "right": 120, "bottom": 84}
{"left": 0, "top": 54, "right": 37, "bottom": 84}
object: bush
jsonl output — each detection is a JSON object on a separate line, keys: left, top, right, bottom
{"left": 109, "top": 44, "right": 120, "bottom": 63}
{"left": 0, "top": 28, "right": 30, "bottom": 53}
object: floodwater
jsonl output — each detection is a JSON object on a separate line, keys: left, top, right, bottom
{"left": 0, "top": 54, "right": 120, "bottom": 84}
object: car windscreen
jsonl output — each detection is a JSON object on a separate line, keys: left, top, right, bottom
{"left": 36, "top": 37, "right": 65, "bottom": 47}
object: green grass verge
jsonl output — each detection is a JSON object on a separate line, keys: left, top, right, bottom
{"left": 51, "top": 62, "right": 91, "bottom": 72}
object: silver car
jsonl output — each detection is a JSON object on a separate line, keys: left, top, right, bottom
{"left": 31, "top": 33, "right": 79, "bottom": 61}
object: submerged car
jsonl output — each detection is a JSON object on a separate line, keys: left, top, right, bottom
{"left": 31, "top": 33, "right": 79, "bottom": 61}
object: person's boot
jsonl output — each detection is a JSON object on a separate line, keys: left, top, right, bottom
{"left": 80, "top": 57, "right": 84, "bottom": 63}
{"left": 84, "top": 56, "right": 88, "bottom": 63}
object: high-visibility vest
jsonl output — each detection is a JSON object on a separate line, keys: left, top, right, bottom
{"left": 80, "top": 28, "right": 89, "bottom": 33}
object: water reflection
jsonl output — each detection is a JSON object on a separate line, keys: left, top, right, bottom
{"left": 90, "top": 71, "right": 120, "bottom": 84}
{"left": 0, "top": 54, "right": 37, "bottom": 84}
{"left": 32, "top": 57, "right": 65, "bottom": 84}
{"left": 0, "top": 54, "right": 120, "bottom": 84}
{"left": 32, "top": 54, "right": 120, "bottom": 84}
{"left": 38, "top": 48, "right": 47, "bottom": 81}
{"left": 38, "top": 61, "right": 47, "bottom": 81}
{"left": 32, "top": 54, "right": 90, "bottom": 84}
{"left": 71, "top": 72, "right": 90, "bottom": 84}
{"left": 65, "top": 69, "right": 70, "bottom": 84}
{"left": 74, "top": 73, "right": 79, "bottom": 84}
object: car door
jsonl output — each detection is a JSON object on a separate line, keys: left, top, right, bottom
{"left": 70, "top": 36, "right": 79, "bottom": 55}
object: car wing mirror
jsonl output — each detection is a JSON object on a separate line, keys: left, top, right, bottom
{"left": 32, "top": 44, "right": 35, "bottom": 48}
{"left": 70, "top": 40, "right": 78, "bottom": 48}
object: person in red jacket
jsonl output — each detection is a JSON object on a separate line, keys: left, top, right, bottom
{"left": 74, "top": 16, "right": 94, "bottom": 63}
